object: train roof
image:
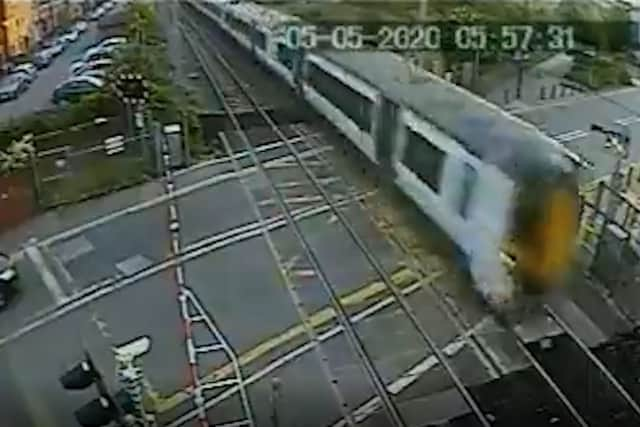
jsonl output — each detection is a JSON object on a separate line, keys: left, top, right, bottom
{"left": 319, "top": 50, "right": 580, "bottom": 180}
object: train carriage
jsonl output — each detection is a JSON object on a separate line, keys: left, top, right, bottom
{"left": 192, "top": 0, "right": 582, "bottom": 308}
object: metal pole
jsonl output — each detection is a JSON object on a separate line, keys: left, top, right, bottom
{"left": 270, "top": 377, "right": 281, "bottom": 427}
{"left": 515, "top": 52, "right": 524, "bottom": 100}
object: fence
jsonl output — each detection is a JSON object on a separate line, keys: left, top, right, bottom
{"left": 579, "top": 170, "right": 640, "bottom": 293}
{"left": 32, "top": 130, "right": 157, "bottom": 208}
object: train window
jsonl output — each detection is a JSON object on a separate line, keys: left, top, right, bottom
{"left": 403, "top": 129, "right": 445, "bottom": 192}
{"left": 277, "top": 44, "right": 295, "bottom": 70}
{"left": 459, "top": 163, "right": 477, "bottom": 219}
{"left": 254, "top": 31, "right": 266, "bottom": 51}
{"left": 307, "top": 63, "right": 372, "bottom": 132}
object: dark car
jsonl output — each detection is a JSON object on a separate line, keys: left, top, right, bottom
{"left": 52, "top": 75, "right": 105, "bottom": 105}
{"left": 0, "top": 253, "right": 18, "bottom": 310}
{"left": 0, "top": 74, "right": 29, "bottom": 102}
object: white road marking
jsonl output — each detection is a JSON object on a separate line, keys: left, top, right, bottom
{"left": 554, "top": 129, "right": 589, "bottom": 142}
{"left": 49, "top": 251, "right": 74, "bottom": 286}
{"left": 172, "top": 134, "right": 319, "bottom": 177}
{"left": 333, "top": 316, "right": 492, "bottom": 426}
{"left": 290, "top": 269, "right": 316, "bottom": 278}
{"left": 24, "top": 244, "right": 67, "bottom": 304}
{"left": 615, "top": 116, "right": 640, "bottom": 126}
{"left": 0, "top": 194, "right": 374, "bottom": 349}
{"left": 40, "top": 148, "right": 329, "bottom": 248}
{"left": 284, "top": 196, "right": 325, "bottom": 204}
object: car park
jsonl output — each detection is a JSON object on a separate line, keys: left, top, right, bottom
{"left": 0, "top": 253, "right": 18, "bottom": 310}
{"left": 52, "top": 75, "right": 105, "bottom": 104}
{"left": 0, "top": 74, "right": 29, "bottom": 101}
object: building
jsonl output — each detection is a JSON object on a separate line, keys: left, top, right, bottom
{"left": 0, "top": 0, "right": 34, "bottom": 64}
{"left": 33, "top": 0, "right": 89, "bottom": 42}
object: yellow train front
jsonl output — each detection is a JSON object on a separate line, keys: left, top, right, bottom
{"left": 508, "top": 156, "right": 581, "bottom": 295}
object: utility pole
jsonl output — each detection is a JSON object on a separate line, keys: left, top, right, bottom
{"left": 591, "top": 123, "right": 631, "bottom": 220}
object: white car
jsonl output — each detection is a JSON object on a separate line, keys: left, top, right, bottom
{"left": 12, "top": 63, "right": 37, "bottom": 80}
{"left": 69, "top": 60, "right": 85, "bottom": 75}
{"left": 82, "top": 45, "right": 120, "bottom": 63}
{"left": 61, "top": 30, "right": 79, "bottom": 43}
{"left": 72, "top": 59, "right": 113, "bottom": 76}
{"left": 75, "top": 21, "right": 88, "bottom": 32}
{"left": 96, "top": 36, "right": 127, "bottom": 49}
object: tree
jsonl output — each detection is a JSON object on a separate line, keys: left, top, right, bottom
{"left": 0, "top": 138, "right": 34, "bottom": 175}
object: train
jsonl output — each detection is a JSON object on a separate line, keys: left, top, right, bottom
{"left": 187, "top": 0, "right": 582, "bottom": 309}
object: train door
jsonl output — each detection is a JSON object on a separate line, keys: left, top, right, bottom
{"left": 375, "top": 96, "right": 399, "bottom": 175}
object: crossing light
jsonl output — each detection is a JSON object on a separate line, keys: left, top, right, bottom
{"left": 74, "top": 391, "right": 133, "bottom": 427}
{"left": 60, "top": 358, "right": 98, "bottom": 390}
{"left": 59, "top": 352, "right": 129, "bottom": 427}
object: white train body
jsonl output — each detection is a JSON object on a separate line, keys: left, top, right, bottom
{"left": 189, "top": 0, "right": 582, "bottom": 308}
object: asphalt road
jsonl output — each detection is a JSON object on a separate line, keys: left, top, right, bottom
{"left": 0, "top": 22, "right": 102, "bottom": 123}
{"left": 0, "top": 122, "right": 500, "bottom": 427}
{"left": 513, "top": 86, "right": 640, "bottom": 186}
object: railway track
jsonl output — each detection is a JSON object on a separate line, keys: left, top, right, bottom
{"left": 178, "top": 2, "right": 640, "bottom": 426}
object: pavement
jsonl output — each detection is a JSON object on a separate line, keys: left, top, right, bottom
{"left": 483, "top": 53, "right": 581, "bottom": 109}
{"left": 0, "top": 22, "right": 103, "bottom": 124}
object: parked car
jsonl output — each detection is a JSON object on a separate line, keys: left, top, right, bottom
{"left": 52, "top": 75, "right": 105, "bottom": 104}
{"left": 0, "top": 74, "right": 29, "bottom": 101}
{"left": 95, "top": 36, "right": 127, "bottom": 49}
{"left": 0, "top": 253, "right": 18, "bottom": 310}
{"left": 69, "top": 59, "right": 84, "bottom": 75}
{"left": 33, "top": 49, "right": 54, "bottom": 68}
{"left": 73, "top": 59, "right": 113, "bottom": 76}
{"left": 9, "top": 69, "right": 34, "bottom": 85}
{"left": 11, "top": 63, "right": 37, "bottom": 82}
{"left": 75, "top": 21, "right": 88, "bottom": 33}
{"left": 89, "top": 7, "right": 105, "bottom": 21}
{"left": 60, "top": 30, "right": 79, "bottom": 44}
{"left": 49, "top": 41, "right": 65, "bottom": 57}
{"left": 82, "top": 45, "right": 120, "bottom": 63}
{"left": 79, "top": 69, "right": 107, "bottom": 79}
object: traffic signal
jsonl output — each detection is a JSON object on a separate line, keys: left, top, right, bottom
{"left": 60, "top": 358, "right": 98, "bottom": 390}
{"left": 60, "top": 353, "right": 128, "bottom": 427}
{"left": 74, "top": 390, "right": 134, "bottom": 427}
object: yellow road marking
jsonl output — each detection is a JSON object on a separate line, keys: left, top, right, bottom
{"left": 151, "top": 266, "right": 440, "bottom": 413}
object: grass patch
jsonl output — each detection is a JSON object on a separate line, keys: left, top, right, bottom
{"left": 39, "top": 156, "right": 147, "bottom": 207}
{"left": 567, "top": 56, "right": 631, "bottom": 90}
